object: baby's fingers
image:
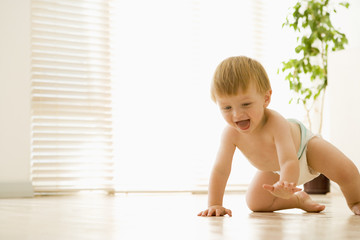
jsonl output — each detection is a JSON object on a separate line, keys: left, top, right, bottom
{"left": 216, "top": 209, "right": 221, "bottom": 217}
{"left": 225, "top": 208, "right": 232, "bottom": 217}
{"left": 262, "top": 184, "right": 275, "bottom": 192}
{"left": 215, "top": 208, "right": 232, "bottom": 217}
{"left": 285, "top": 182, "right": 302, "bottom": 192}
{"left": 208, "top": 208, "right": 216, "bottom": 216}
{"left": 198, "top": 209, "right": 208, "bottom": 217}
{"left": 292, "top": 186, "right": 302, "bottom": 192}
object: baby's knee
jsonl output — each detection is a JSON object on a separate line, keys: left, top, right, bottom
{"left": 333, "top": 161, "right": 360, "bottom": 186}
{"left": 246, "top": 202, "right": 272, "bottom": 212}
{"left": 246, "top": 193, "right": 273, "bottom": 212}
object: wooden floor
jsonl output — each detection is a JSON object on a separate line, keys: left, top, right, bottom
{"left": 0, "top": 192, "right": 359, "bottom": 240}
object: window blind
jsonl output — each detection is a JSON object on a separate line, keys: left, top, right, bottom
{"left": 30, "top": 0, "right": 114, "bottom": 193}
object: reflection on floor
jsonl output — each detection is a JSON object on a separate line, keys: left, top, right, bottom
{"left": 0, "top": 192, "right": 359, "bottom": 240}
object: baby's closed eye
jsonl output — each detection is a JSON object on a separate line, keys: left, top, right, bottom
{"left": 242, "top": 102, "right": 252, "bottom": 107}
{"left": 222, "top": 106, "right": 232, "bottom": 111}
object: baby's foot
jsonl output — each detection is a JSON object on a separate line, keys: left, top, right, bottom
{"left": 295, "top": 191, "right": 326, "bottom": 213}
{"left": 350, "top": 203, "right": 360, "bottom": 215}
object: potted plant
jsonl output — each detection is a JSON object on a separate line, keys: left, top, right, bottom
{"left": 280, "top": 0, "right": 349, "bottom": 193}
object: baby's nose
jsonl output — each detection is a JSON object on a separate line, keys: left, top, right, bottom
{"left": 232, "top": 109, "right": 244, "bottom": 119}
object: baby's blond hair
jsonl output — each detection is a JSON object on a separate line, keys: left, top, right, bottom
{"left": 211, "top": 56, "right": 271, "bottom": 102}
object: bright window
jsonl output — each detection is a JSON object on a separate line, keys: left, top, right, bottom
{"left": 111, "top": 0, "right": 300, "bottom": 192}
{"left": 31, "top": 0, "right": 300, "bottom": 193}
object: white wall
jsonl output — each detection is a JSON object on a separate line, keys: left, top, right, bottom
{"left": 0, "top": 0, "right": 358, "bottom": 196}
{"left": 328, "top": 0, "right": 360, "bottom": 168}
{"left": 0, "top": 0, "right": 33, "bottom": 197}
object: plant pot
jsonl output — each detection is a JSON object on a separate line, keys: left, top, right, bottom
{"left": 304, "top": 174, "right": 330, "bottom": 194}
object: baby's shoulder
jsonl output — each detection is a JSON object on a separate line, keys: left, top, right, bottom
{"left": 221, "top": 125, "right": 239, "bottom": 139}
{"left": 265, "top": 109, "right": 290, "bottom": 131}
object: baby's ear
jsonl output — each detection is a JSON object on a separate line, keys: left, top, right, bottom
{"left": 264, "top": 89, "right": 272, "bottom": 107}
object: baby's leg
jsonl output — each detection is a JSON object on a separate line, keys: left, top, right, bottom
{"left": 307, "top": 137, "right": 360, "bottom": 215}
{"left": 246, "top": 171, "right": 325, "bottom": 212}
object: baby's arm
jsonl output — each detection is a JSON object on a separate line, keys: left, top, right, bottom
{"left": 198, "top": 127, "right": 235, "bottom": 217}
{"left": 263, "top": 116, "right": 302, "bottom": 199}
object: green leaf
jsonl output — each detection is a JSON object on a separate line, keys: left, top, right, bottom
{"left": 305, "top": 88, "right": 312, "bottom": 100}
{"left": 295, "top": 45, "right": 303, "bottom": 53}
{"left": 339, "top": 2, "right": 350, "bottom": 8}
{"left": 310, "top": 47, "right": 320, "bottom": 56}
{"left": 280, "top": 0, "right": 349, "bottom": 107}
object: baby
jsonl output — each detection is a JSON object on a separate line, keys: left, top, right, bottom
{"left": 198, "top": 56, "right": 360, "bottom": 217}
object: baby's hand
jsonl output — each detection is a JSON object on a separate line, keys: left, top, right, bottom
{"left": 262, "top": 181, "right": 302, "bottom": 199}
{"left": 197, "top": 205, "right": 232, "bottom": 217}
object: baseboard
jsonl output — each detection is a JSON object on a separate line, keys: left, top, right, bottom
{"left": 0, "top": 181, "right": 34, "bottom": 198}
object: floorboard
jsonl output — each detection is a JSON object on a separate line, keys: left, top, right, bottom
{"left": 0, "top": 192, "right": 359, "bottom": 240}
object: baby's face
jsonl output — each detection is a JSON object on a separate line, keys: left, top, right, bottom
{"left": 216, "top": 84, "right": 271, "bottom": 134}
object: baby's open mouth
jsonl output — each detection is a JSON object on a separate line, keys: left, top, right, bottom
{"left": 236, "top": 120, "right": 250, "bottom": 130}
